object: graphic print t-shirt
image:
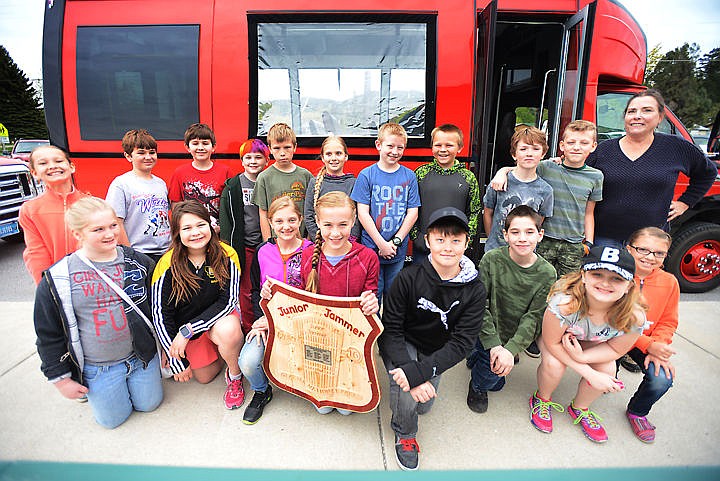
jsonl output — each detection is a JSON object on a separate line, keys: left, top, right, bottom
{"left": 239, "top": 173, "right": 262, "bottom": 247}
{"left": 168, "top": 162, "right": 231, "bottom": 230}
{"left": 106, "top": 172, "right": 171, "bottom": 254}
{"left": 69, "top": 250, "right": 133, "bottom": 365}
{"left": 351, "top": 164, "right": 420, "bottom": 264}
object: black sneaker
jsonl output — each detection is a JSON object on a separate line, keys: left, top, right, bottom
{"left": 525, "top": 341, "right": 541, "bottom": 358}
{"left": 620, "top": 354, "right": 642, "bottom": 373}
{"left": 394, "top": 435, "right": 420, "bottom": 471}
{"left": 467, "top": 381, "right": 488, "bottom": 413}
{"left": 242, "top": 385, "right": 273, "bottom": 425}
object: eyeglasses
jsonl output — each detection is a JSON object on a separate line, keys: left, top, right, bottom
{"left": 629, "top": 245, "right": 667, "bottom": 259}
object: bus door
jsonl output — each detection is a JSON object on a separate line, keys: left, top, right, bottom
{"left": 474, "top": 3, "right": 596, "bottom": 186}
{"left": 472, "top": 0, "right": 497, "bottom": 187}
{"left": 549, "top": 2, "right": 595, "bottom": 155}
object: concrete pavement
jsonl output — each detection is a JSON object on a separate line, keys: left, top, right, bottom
{"left": 1, "top": 299, "right": 719, "bottom": 478}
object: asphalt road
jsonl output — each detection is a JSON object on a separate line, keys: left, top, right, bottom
{"left": 1, "top": 238, "right": 718, "bottom": 302}
{"left": 0, "top": 239, "right": 36, "bottom": 301}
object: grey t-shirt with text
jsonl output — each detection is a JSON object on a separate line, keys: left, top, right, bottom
{"left": 69, "top": 249, "right": 133, "bottom": 365}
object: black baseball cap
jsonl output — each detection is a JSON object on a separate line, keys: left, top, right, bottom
{"left": 426, "top": 207, "right": 469, "bottom": 232}
{"left": 582, "top": 245, "right": 635, "bottom": 281}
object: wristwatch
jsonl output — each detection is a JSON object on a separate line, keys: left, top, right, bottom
{"left": 391, "top": 236, "right": 402, "bottom": 247}
{"left": 179, "top": 324, "right": 193, "bottom": 339}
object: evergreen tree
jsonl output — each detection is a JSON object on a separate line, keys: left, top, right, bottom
{"left": 645, "top": 43, "right": 712, "bottom": 126}
{"left": 699, "top": 48, "right": 720, "bottom": 124}
{"left": 0, "top": 45, "right": 48, "bottom": 142}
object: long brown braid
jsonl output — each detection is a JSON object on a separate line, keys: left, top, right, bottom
{"left": 304, "top": 191, "right": 357, "bottom": 294}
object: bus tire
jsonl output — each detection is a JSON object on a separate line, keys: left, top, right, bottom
{"left": 666, "top": 222, "right": 720, "bottom": 293}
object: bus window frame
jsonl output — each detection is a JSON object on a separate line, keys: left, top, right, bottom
{"left": 247, "top": 13, "right": 438, "bottom": 149}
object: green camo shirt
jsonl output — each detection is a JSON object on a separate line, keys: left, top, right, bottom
{"left": 478, "top": 246, "right": 556, "bottom": 355}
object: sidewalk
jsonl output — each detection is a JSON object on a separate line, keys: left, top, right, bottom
{"left": 1, "top": 300, "right": 719, "bottom": 478}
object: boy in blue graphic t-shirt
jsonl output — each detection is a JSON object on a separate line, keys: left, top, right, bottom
{"left": 351, "top": 123, "right": 420, "bottom": 303}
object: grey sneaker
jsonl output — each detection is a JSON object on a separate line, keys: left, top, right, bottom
{"left": 242, "top": 385, "right": 273, "bottom": 425}
{"left": 394, "top": 435, "right": 420, "bottom": 471}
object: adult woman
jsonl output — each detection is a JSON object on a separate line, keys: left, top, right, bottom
{"left": 588, "top": 89, "right": 717, "bottom": 249}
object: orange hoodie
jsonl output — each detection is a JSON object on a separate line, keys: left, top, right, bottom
{"left": 633, "top": 268, "right": 679, "bottom": 353}
{"left": 19, "top": 188, "right": 89, "bottom": 284}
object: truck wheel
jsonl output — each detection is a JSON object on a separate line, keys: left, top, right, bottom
{"left": 666, "top": 222, "right": 720, "bottom": 293}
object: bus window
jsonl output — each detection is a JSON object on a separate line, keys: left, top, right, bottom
{"left": 76, "top": 25, "right": 200, "bottom": 141}
{"left": 250, "top": 17, "right": 433, "bottom": 141}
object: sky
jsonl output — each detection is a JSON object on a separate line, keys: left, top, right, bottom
{"left": 0, "top": 0, "right": 718, "bottom": 81}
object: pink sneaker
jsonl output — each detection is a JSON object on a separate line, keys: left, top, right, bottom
{"left": 567, "top": 401, "right": 608, "bottom": 443}
{"left": 224, "top": 367, "right": 245, "bottom": 410}
{"left": 626, "top": 411, "right": 656, "bottom": 443}
{"left": 529, "top": 391, "right": 564, "bottom": 433}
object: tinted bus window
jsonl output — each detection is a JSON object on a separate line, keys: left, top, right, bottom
{"left": 252, "top": 19, "right": 431, "bottom": 140}
{"left": 76, "top": 25, "right": 199, "bottom": 140}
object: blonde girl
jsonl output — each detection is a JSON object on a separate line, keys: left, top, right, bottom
{"left": 33, "top": 197, "right": 161, "bottom": 428}
{"left": 529, "top": 245, "right": 646, "bottom": 443}
{"left": 301, "top": 191, "right": 380, "bottom": 414}
{"left": 304, "top": 136, "right": 361, "bottom": 241}
{"left": 238, "top": 196, "right": 312, "bottom": 424}
{"left": 622, "top": 227, "right": 677, "bottom": 443}
{"left": 152, "top": 200, "right": 245, "bottom": 410}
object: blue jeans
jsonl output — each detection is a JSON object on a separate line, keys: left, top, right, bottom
{"left": 238, "top": 337, "right": 269, "bottom": 392}
{"left": 83, "top": 354, "right": 163, "bottom": 429}
{"left": 625, "top": 347, "right": 673, "bottom": 417}
{"left": 383, "top": 342, "right": 441, "bottom": 438}
{"left": 377, "top": 260, "right": 405, "bottom": 304}
{"left": 468, "top": 339, "right": 506, "bottom": 393}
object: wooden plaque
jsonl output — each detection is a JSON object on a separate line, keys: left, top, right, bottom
{"left": 260, "top": 280, "right": 384, "bottom": 413}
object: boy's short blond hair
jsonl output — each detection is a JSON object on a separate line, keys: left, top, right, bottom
{"left": 431, "top": 124, "right": 464, "bottom": 148}
{"left": 267, "top": 123, "right": 297, "bottom": 147}
{"left": 563, "top": 120, "right": 597, "bottom": 142}
{"left": 510, "top": 126, "right": 548, "bottom": 156}
{"left": 377, "top": 122, "right": 408, "bottom": 144}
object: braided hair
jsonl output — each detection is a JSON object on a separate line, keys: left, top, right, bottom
{"left": 304, "top": 191, "right": 356, "bottom": 294}
{"left": 312, "top": 136, "right": 349, "bottom": 209}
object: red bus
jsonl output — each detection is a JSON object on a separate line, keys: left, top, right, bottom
{"left": 42, "top": 0, "right": 720, "bottom": 291}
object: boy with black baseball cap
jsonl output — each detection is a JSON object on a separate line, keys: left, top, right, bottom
{"left": 379, "top": 207, "right": 486, "bottom": 471}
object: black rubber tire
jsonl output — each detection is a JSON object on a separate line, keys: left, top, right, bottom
{"left": 665, "top": 222, "right": 720, "bottom": 293}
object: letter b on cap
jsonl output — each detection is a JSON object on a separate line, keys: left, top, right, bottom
{"left": 601, "top": 247, "right": 620, "bottom": 263}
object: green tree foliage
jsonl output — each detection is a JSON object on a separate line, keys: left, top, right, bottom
{"left": 645, "top": 43, "right": 717, "bottom": 127}
{"left": 0, "top": 45, "right": 48, "bottom": 141}
{"left": 699, "top": 48, "right": 720, "bottom": 121}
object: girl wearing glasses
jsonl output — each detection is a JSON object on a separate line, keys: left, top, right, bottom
{"left": 622, "top": 227, "right": 677, "bottom": 443}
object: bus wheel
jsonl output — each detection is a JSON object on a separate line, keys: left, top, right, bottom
{"left": 666, "top": 222, "right": 720, "bottom": 293}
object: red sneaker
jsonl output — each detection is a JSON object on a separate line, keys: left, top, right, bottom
{"left": 224, "top": 367, "right": 245, "bottom": 410}
{"left": 529, "top": 391, "right": 564, "bottom": 433}
{"left": 626, "top": 411, "right": 656, "bottom": 443}
{"left": 567, "top": 401, "right": 608, "bottom": 443}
